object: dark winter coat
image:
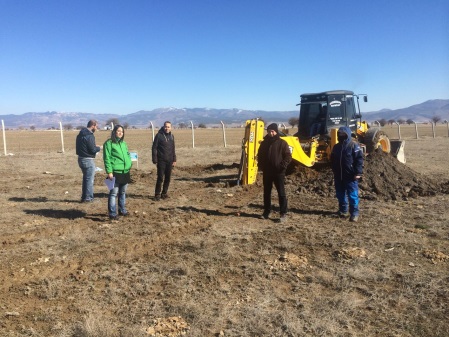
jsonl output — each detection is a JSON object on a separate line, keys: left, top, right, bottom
{"left": 76, "top": 128, "right": 100, "bottom": 158}
{"left": 152, "top": 129, "right": 176, "bottom": 164}
{"left": 330, "top": 126, "right": 364, "bottom": 181}
{"left": 257, "top": 134, "right": 292, "bottom": 175}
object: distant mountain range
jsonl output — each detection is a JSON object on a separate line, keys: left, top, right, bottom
{"left": 363, "top": 99, "right": 449, "bottom": 124}
{"left": 1, "top": 99, "right": 448, "bottom": 129}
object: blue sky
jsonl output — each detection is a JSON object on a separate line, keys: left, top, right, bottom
{"left": 1, "top": 0, "right": 448, "bottom": 115}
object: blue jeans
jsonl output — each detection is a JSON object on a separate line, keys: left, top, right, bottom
{"left": 108, "top": 182, "right": 128, "bottom": 217}
{"left": 78, "top": 157, "right": 96, "bottom": 201}
{"left": 334, "top": 179, "right": 359, "bottom": 216}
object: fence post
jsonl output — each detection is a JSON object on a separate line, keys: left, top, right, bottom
{"left": 431, "top": 122, "right": 436, "bottom": 138}
{"left": 190, "top": 121, "right": 195, "bottom": 148}
{"left": 59, "top": 122, "right": 65, "bottom": 153}
{"left": 220, "top": 121, "right": 227, "bottom": 148}
{"left": 413, "top": 121, "right": 419, "bottom": 139}
{"left": 149, "top": 121, "right": 155, "bottom": 141}
{"left": 393, "top": 122, "right": 401, "bottom": 139}
{"left": 1, "top": 120, "right": 6, "bottom": 155}
{"left": 446, "top": 120, "right": 449, "bottom": 137}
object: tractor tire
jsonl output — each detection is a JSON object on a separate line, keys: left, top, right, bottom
{"left": 364, "top": 129, "right": 391, "bottom": 154}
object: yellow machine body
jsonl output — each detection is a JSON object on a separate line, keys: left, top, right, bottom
{"left": 238, "top": 90, "right": 405, "bottom": 185}
{"left": 238, "top": 119, "right": 405, "bottom": 185}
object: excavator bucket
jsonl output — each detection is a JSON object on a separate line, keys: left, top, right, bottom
{"left": 390, "top": 140, "right": 406, "bottom": 163}
{"left": 238, "top": 119, "right": 265, "bottom": 185}
{"left": 279, "top": 136, "right": 317, "bottom": 167}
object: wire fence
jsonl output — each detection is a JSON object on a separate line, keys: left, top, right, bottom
{"left": 1, "top": 121, "right": 448, "bottom": 156}
{"left": 379, "top": 123, "right": 449, "bottom": 139}
{"left": 0, "top": 126, "right": 247, "bottom": 155}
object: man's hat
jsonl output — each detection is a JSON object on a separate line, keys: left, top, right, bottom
{"left": 266, "top": 123, "right": 279, "bottom": 133}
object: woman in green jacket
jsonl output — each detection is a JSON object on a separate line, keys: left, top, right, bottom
{"left": 103, "top": 125, "right": 132, "bottom": 220}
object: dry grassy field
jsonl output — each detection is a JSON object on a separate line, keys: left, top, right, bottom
{"left": 1, "top": 125, "right": 448, "bottom": 336}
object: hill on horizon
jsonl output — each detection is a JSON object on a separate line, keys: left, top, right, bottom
{"left": 363, "top": 99, "right": 449, "bottom": 124}
{"left": 1, "top": 99, "right": 448, "bottom": 129}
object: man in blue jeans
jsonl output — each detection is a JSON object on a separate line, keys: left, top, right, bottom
{"left": 76, "top": 120, "right": 101, "bottom": 202}
{"left": 330, "top": 126, "right": 364, "bottom": 222}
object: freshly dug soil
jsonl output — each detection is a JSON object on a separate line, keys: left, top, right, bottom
{"left": 289, "top": 149, "right": 448, "bottom": 201}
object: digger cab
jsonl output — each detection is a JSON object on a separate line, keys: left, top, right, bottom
{"left": 296, "top": 90, "right": 405, "bottom": 163}
{"left": 296, "top": 90, "right": 363, "bottom": 139}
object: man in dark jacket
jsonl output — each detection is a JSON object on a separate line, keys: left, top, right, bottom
{"left": 330, "top": 126, "right": 364, "bottom": 222}
{"left": 76, "top": 120, "right": 101, "bottom": 202}
{"left": 257, "top": 123, "right": 292, "bottom": 222}
{"left": 152, "top": 121, "right": 177, "bottom": 201}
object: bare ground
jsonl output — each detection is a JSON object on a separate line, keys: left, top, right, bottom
{"left": 1, "top": 130, "right": 448, "bottom": 337}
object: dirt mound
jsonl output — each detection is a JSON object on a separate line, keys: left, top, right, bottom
{"left": 289, "top": 150, "right": 447, "bottom": 201}
{"left": 361, "top": 150, "right": 445, "bottom": 200}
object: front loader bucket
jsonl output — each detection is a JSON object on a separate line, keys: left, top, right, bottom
{"left": 390, "top": 140, "right": 406, "bottom": 163}
{"left": 280, "top": 136, "right": 317, "bottom": 167}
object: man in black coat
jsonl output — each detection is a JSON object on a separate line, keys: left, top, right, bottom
{"left": 257, "top": 123, "right": 292, "bottom": 222}
{"left": 152, "top": 121, "right": 177, "bottom": 201}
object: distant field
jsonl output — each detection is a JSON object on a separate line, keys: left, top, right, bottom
{"left": 0, "top": 128, "right": 245, "bottom": 154}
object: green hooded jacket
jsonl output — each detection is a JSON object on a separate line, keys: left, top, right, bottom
{"left": 103, "top": 139, "right": 132, "bottom": 174}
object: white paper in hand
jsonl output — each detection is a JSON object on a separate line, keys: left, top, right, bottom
{"left": 104, "top": 177, "right": 116, "bottom": 190}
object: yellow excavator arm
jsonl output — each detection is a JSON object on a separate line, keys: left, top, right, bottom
{"left": 279, "top": 136, "right": 318, "bottom": 167}
{"left": 238, "top": 119, "right": 320, "bottom": 185}
{"left": 238, "top": 119, "right": 265, "bottom": 185}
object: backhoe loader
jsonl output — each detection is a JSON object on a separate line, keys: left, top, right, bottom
{"left": 238, "top": 90, "right": 405, "bottom": 185}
